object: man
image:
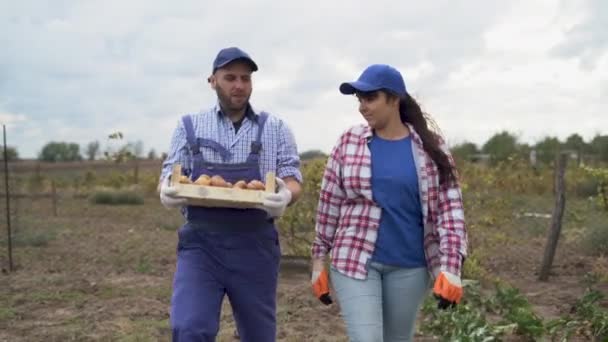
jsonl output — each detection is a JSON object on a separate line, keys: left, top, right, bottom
{"left": 159, "top": 47, "right": 303, "bottom": 342}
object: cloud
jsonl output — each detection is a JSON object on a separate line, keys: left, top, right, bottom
{"left": 0, "top": 0, "right": 605, "bottom": 158}
{"left": 0, "top": 111, "right": 26, "bottom": 126}
{"left": 551, "top": 0, "right": 608, "bottom": 70}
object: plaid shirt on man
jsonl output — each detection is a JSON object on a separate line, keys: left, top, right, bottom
{"left": 312, "top": 124, "right": 467, "bottom": 280}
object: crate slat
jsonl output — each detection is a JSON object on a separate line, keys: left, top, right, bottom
{"left": 170, "top": 164, "right": 275, "bottom": 208}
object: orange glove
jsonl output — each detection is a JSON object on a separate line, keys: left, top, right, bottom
{"left": 432, "top": 271, "right": 462, "bottom": 309}
{"left": 311, "top": 268, "right": 333, "bottom": 305}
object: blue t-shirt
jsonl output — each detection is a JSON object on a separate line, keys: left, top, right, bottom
{"left": 369, "top": 134, "right": 426, "bottom": 268}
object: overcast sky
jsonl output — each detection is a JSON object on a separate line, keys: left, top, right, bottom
{"left": 1, "top": 0, "right": 606, "bottom": 159}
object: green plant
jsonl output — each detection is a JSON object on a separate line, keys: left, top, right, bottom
{"left": 83, "top": 170, "right": 97, "bottom": 188}
{"left": 1, "top": 230, "right": 57, "bottom": 247}
{"left": 90, "top": 190, "right": 144, "bottom": 205}
{"left": 583, "top": 166, "right": 608, "bottom": 211}
{"left": 546, "top": 289, "right": 608, "bottom": 341}
{"left": 420, "top": 295, "right": 512, "bottom": 341}
{"left": 461, "top": 250, "right": 489, "bottom": 281}
{"left": 135, "top": 257, "right": 153, "bottom": 274}
{"left": 490, "top": 285, "right": 544, "bottom": 339}
{"left": 583, "top": 220, "right": 608, "bottom": 256}
{"left": 0, "top": 307, "right": 16, "bottom": 321}
{"left": 420, "top": 281, "right": 552, "bottom": 340}
{"left": 277, "top": 158, "right": 326, "bottom": 256}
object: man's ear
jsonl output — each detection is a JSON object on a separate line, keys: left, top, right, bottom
{"left": 208, "top": 75, "right": 217, "bottom": 90}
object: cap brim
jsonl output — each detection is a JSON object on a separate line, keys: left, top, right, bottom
{"left": 214, "top": 58, "right": 258, "bottom": 73}
{"left": 339, "top": 81, "right": 379, "bottom": 95}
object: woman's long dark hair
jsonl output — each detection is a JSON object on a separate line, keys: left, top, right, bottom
{"left": 389, "top": 92, "right": 457, "bottom": 186}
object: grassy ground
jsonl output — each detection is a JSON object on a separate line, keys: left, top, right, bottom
{"left": 0, "top": 184, "right": 606, "bottom": 340}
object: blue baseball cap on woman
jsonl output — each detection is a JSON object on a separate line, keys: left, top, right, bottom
{"left": 339, "top": 64, "right": 407, "bottom": 97}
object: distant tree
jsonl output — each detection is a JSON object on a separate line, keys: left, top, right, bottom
{"left": 482, "top": 131, "right": 519, "bottom": 164}
{"left": 299, "top": 149, "right": 327, "bottom": 161}
{"left": 112, "top": 144, "right": 135, "bottom": 163}
{"left": 85, "top": 141, "right": 100, "bottom": 161}
{"left": 0, "top": 146, "right": 19, "bottom": 161}
{"left": 39, "top": 142, "right": 82, "bottom": 162}
{"left": 147, "top": 149, "right": 158, "bottom": 160}
{"left": 518, "top": 143, "right": 533, "bottom": 160}
{"left": 534, "top": 136, "right": 562, "bottom": 164}
{"left": 450, "top": 142, "right": 479, "bottom": 162}
{"left": 564, "top": 133, "right": 586, "bottom": 152}
{"left": 590, "top": 135, "right": 608, "bottom": 162}
{"left": 563, "top": 133, "right": 587, "bottom": 164}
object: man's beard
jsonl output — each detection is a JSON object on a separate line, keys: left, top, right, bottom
{"left": 216, "top": 87, "right": 250, "bottom": 113}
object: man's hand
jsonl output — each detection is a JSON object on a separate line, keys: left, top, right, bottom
{"left": 311, "top": 258, "right": 332, "bottom": 305}
{"left": 257, "top": 178, "right": 292, "bottom": 218}
{"left": 159, "top": 176, "right": 187, "bottom": 209}
{"left": 432, "top": 271, "right": 463, "bottom": 310}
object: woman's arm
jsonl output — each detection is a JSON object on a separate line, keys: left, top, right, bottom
{"left": 312, "top": 141, "right": 346, "bottom": 259}
{"left": 435, "top": 142, "right": 468, "bottom": 277}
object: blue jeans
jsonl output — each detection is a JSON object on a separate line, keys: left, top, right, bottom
{"left": 330, "top": 262, "right": 430, "bottom": 342}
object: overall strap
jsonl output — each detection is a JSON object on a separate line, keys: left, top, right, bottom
{"left": 198, "top": 138, "right": 232, "bottom": 161}
{"left": 181, "top": 115, "right": 200, "bottom": 155}
{"left": 249, "top": 112, "right": 269, "bottom": 156}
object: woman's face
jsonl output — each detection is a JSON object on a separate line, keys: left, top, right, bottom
{"left": 356, "top": 91, "right": 399, "bottom": 129}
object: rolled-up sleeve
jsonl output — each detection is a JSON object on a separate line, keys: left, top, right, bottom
{"left": 275, "top": 119, "right": 303, "bottom": 183}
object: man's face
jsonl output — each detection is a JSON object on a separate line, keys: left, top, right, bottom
{"left": 210, "top": 61, "right": 253, "bottom": 113}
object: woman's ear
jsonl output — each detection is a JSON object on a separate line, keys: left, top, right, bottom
{"left": 387, "top": 94, "right": 400, "bottom": 108}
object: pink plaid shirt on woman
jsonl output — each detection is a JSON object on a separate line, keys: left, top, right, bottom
{"left": 312, "top": 124, "right": 467, "bottom": 280}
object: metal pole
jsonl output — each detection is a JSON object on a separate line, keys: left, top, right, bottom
{"left": 3, "top": 125, "right": 13, "bottom": 272}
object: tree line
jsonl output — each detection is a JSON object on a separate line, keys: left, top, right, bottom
{"left": 1, "top": 139, "right": 162, "bottom": 162}
{"left": 452, "top": 132, "right": 608, "bottom": 165}
{"left": 2, "top": 131, "right": 607, "bottom": 164}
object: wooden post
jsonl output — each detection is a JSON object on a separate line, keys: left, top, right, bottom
{"left": 3, "top": 125, "right": 13, "bottom": 272}
{"left": 51, "top": 180, "right": 57, "bottom": 217}
{"left": 35, "top": 162, "right": 41, "bottom": 180}
{"left": 539, "top": 153, "right": 568, "bottom": 281}
{"left": 133, "top": 158, "right": 139, "bottom": 184}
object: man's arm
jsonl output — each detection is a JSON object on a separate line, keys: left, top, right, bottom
{"left": 283, "top": 176, "right": 302, "bottom": 205}
{"left": 275, "top": 119, "right": 303, "bottom": 204}
{"left": 160, "top": 119, "right": 190, "bottom": 182}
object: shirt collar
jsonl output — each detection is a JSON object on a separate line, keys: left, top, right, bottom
{"left": 362, "top": 122, "right": 423, "bottom": 145}
{"left": 214, "top": 102, "right": 258, "bottom": 123}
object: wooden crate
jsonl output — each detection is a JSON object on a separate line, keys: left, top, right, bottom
{"left": 170, "top": 164, "right": 276, "bottom": 208}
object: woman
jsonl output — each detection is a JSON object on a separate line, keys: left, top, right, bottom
{"left": 311, "top": 64, "right": 468, "bottom": 341}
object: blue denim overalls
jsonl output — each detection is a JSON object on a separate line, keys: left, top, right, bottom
{"left": 170, "top": 112, "right": 280, "bottom": 342}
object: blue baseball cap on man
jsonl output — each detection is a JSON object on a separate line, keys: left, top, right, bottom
{"left": 339, "top": 64, "right": 407, "bottom": 97}
{"left": 212, "top": 47, "right": 258, "bottom": 73}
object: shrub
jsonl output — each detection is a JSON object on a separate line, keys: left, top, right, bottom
{"left": 90, "top": 189, "right": 144, "bottom": 205}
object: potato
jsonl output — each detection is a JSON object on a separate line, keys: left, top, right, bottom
{"left": 179, "top": 175, "right": 192, "bottom": 184}
{"left": 193, "top": 175, "right": 211, "bottom": 185}
{"left": 246, "top": 180, "right": 265, "bottom": 190}
{"left": 233, "top": 180, "right": 247, "bottom": 189}
{"left": 210, "top": 175, "right": 227, "bottom": 187}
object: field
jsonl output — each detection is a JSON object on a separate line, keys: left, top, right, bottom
{"left": 0, "top": 158, "right": 607, "bottom": 341}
